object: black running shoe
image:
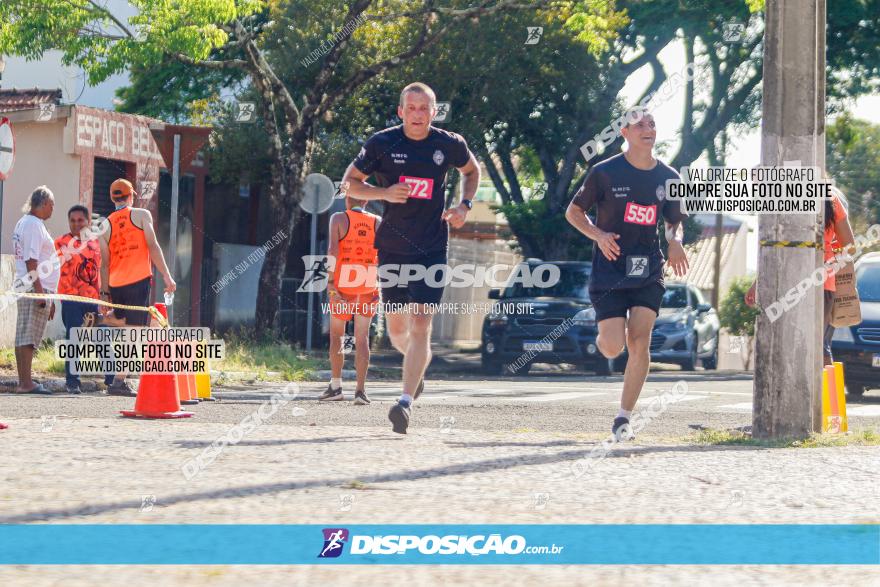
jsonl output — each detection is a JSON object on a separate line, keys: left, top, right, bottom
{"left": 612, "top": 416, "right": 635, "bottom": 442}
{"left": 388, "top": 402, "right": 411, "bottom": 434}
{"left": 353, "top": 390, "right": 370, "bottom": 405}
{"left": 319, "top": 385, "right": 344, "bottom": 401}
{"left": 414, "top": 379, "right": 424, "bottom": 400}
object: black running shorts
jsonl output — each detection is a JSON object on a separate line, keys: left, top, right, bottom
{"left": 109, "top": 276, "right": 152, "bottom": 326}
{"left": 589, "top": 281, "right": 665, "bottom": 322}
{"left": 378, "top": 251, "right": 447, "bottom": 306}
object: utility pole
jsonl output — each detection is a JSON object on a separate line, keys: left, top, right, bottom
{"left": 709, "top": 131, "right": 726, "bottom": 309}
{"left": 754, "top": 0, "right": 825, "bottom": 438}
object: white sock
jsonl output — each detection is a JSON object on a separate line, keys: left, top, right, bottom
{"left": 617, "top": 408, "right": 632, "bottom": 419}
{"left": 398, "top": 393, "right": 414, "bottom": 406}
{"left": 330, "top": 378, "right": 342, "bottom": 390}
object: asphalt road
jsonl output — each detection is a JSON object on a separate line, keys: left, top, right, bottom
{"left": 2, "top": 370, "right": 878, "bottom": 438}
{"left": 2, "top": 370, "right": 878, "bottom": 587}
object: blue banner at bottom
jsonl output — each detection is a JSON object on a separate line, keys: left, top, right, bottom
{"left": 0, "top": 525, "right": 877, "bottom": 564}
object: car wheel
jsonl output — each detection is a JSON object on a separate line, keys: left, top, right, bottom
{"left": 680, "top": 336, "right": 698, "bottom": 371}
{"left": 592, "top": 359, "right": 612, "bottom": 376}
{"left": 611, "top": 355, "right": 628, "bottom": 373}
{"left": 846, "top": 383, "right": 866, "bottom": 397}
{"left": 702, "top": 340, "right": 718, "bottom": 370}
{"left": 510, "top": 361, "right": 532, "bottom": 376}
{"left": 481, "top": 354, "right": 503, "bottom": 375}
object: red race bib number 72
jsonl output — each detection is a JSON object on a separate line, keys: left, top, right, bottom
{"left": 624, "top": 202, "right": 657, "bottom": 225}
{"left": 399, "top": 176, "right": 434, "bottom": 199}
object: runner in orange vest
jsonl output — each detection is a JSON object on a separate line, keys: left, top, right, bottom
{"left": 98, "top": 178, "right": 176, "bottom": 396}
{"left": 319, "top": 195, "right": 381, "bottom": 405}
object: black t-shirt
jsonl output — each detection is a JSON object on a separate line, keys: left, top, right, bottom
{"left": 352, "top": 125, "right": 472, "bottom": 257}
{"left": 570, "top": 153, "right": 685, "bottom": 291}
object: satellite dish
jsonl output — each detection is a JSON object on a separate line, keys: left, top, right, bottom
{"left": 299, "top": 173, "right": 336, "bottom": 214}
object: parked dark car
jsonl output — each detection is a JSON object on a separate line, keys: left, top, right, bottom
{"left": 480, "top": 260, "right": 613, "bottom": 375}
{"left": 831, "top": 252, "right": 880, "bottom": 396}
{"left": 480, "top": 261, "right": 722, "bottom": 375}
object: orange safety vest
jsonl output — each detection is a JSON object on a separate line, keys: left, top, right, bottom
{"left": 107, "top": 207, "right": 152, "bottom": 287}
{"left": 333, "top": 209, "right": 379, "bottom": 295}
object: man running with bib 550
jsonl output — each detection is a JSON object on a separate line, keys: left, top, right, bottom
{"left": 342, "top": 82, "right": 480, "bottom": 434}
{"left": 566, "top": 110, "right": 689, "bottom": 442}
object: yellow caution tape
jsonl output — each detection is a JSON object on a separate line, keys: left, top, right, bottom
{"left": 1, "top": 291, "right": 168, "bottom": 328}
{"left": 759, "top": 240, "right": 823, "bottom": 249}
{"left": 761, "top": 238, "right": 880, "bottom": 253}
{"left": 831, "top": 239, "right": 880, "bottom": 254}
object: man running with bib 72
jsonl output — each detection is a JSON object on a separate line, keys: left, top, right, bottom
{"left": 565, "top": 110, "right": 689, "bottom": 441}
{"left": 342, "top": 82, "right": 480, "bottom": 434}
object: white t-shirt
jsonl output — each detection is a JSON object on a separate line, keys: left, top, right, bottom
{"left": 12, "top": 214, "right": 60, "bottom": 291}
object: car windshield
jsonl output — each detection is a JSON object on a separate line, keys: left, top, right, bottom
{"left": 503, "top": 265, "right": 590, "bottom": 300}
{"left": 661, "top": 286, "right": 688, "bottom": 308}
{"left": 856, "top": 263, "right": 880, "bottom": 302}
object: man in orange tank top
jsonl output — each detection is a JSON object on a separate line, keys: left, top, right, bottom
{"left": 319, "top": 195, "right": 381, "bottom": 405}
{"left": 98, "top": 178, "right": 176, "bottom": 396}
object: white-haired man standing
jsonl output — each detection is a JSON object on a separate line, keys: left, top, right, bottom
{"left": 11, "top": 186, "right": 59, "bottom": 394}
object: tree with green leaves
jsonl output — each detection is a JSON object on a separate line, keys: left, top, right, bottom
{"left": 417, "top": 0, "right": 880, "bottom": 258}
{"left": 718, "top": 275, "right": 760, "bottom": 369}
{"left": 827, "top": 112, "right": 880, "bottom": 229}
{"left": 3, "top": 0, "right": 623, "bottom": 335}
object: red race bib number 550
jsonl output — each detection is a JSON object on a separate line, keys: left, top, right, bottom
{"left": 624, "top": 202, "right": 657, "bottom": 225}
{"left": 399, "top": 176, "right": 434, "bottom": 199}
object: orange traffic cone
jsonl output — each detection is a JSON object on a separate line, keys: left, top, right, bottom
{"left": 178, "top": 371, "right": 199, "bottom": 405}
{"left": 186, "top": 373, "right": 198, "bottom": 401}
{"left": 121, "top": 303, "right": 193, "bottom": 419}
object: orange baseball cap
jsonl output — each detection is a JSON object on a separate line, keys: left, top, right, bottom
{"left": 110, "top": 178, "right": 136, "bottom": 200}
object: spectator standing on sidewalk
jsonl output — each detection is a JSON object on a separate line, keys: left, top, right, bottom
{"left": 11, "top": 186, "right": 59, "bottom": 394}
{"left": 54, "top": 204, "right": 112, "bottom": 394}
{"left": 98, "top": 178, "right": 176, "bottom": 396}
{"left": 745, "top": 187, "right": 854, "bottom": 365}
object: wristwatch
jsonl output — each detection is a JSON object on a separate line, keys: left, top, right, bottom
{"left": 460, "top": 199, "right": 473, "bottom": 210}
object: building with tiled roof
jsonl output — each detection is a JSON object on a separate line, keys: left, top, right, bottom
{"left": 665, "top": 214, "right": 751, "bottom": 303}
{"left": 0, "top": 88, "right": 63, "bottom": 112}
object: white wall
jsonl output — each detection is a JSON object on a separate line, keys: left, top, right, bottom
{"left": 1, "top": 117, "right": 81, "bottom": 256}
{"left": 0, "top": 254, "right": 64, "bottom": 348}
{"left": 433, "top": 238, "right": 521, "bottom": 344}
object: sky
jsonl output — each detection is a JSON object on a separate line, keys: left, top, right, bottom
{"left": 1, "top": 0, "right": 136, "bottom": 110}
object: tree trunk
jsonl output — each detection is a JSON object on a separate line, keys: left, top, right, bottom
{"left": 254, "top": 135, "right": 310, "bottom": 337}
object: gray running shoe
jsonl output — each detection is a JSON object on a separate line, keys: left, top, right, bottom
{"left": 319, "top": 385, "right": 344, "bottom": 401}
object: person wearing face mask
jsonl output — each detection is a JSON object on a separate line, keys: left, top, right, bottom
{"left": 98, "top": 178, "right": 176, "bottom": 397}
